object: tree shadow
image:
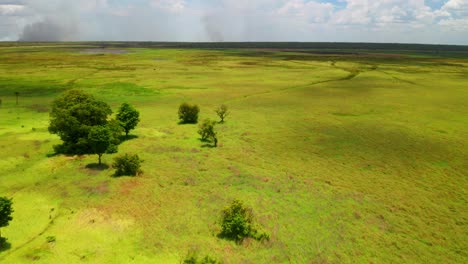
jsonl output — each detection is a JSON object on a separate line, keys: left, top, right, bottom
{"left": 119, "top": 134, "right": 138, "bottom": 142}
{"left": 0, "top": 237, "right": 11, "bottom": 253}
{"left": 85, "top": 163, "right": 109, "bottom": 171}
{"left": 46, "top": 152, "right": 59, "bottom": 158}
{"left": 201, "top": 143, "right": 216, "bottom": 148}
{"left": 178, "top": 121, "right": 198, "bottom": 125}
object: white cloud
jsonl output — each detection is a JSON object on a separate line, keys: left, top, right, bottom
{"left": 151, "top": 0, "right": 186, "bottom": 13}
{"left": 0, "top": 4, "right": 24, "bottom": 15}
{"left": 0, "top": 0, "right": 467, "bottom": 44}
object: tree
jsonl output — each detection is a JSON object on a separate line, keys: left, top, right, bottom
{"left": 113, "top": 153, "right": 143, "bottom": 177}
{"left": 48, "top": 90, "right": 112, "bottom": 154}
{"left": 219, "top": 200, "right": 269, "bottom": 243}
{"left": 198, "top": 119, "right": 218, "bottom": 147}
{"left": 116, "top": 103, "right": 140, "bottom": 137}
{"left": 88, "top": 126, "right": 115, "bottom": 165}
{"left": 0, "top": 197, "right": 13, "bottom": 240}
{"left": 14, "top": 92, "right": 19, "bottom": 105}
{"left": 178, "top": 103, "right": 200, "bottom": 124}
{"left": 215, "top": 104, "right": 229, "bottom": 123}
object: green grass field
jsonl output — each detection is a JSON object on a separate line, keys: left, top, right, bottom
{"left": 0, "top": 44, "right": 467, "bottom": 263}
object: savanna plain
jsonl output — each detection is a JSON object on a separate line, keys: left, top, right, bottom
{"left": 0, "top": 43, "right": 467, "bottom": 263}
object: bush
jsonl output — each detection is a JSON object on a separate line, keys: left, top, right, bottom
{"left": 178, "top": 103, "right": 200, "bottom": 124}
{"left": 219, "top": 200, "right": 269, "bottom": 244}
{"left": 183, "top": 252, "right": 219, "bottom": 264}
{"left": 112, "top": 153, "right": 143, "bottom": 177}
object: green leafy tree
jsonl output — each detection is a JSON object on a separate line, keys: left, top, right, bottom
{"left": 215, "top": 104, "right": 229, "bottom": 123}
{"left": 198, "top": 119, "right": 218, "bottom": 147}
{"left": 107, "top": 119, "right": 124, "bottom": 146}
{"left": 49, "top": 90, "right": 112, "bottom": 154}
{"left": 116, "top": 103, "right": 140, "bottom": 137}
{"left": 219, "top": 200, "right": 269, "bottom": 243}
{"left": 0, "top": 197, "right": 13, "bottom": 240}
{"left": 88, "top": 126, "right": 115, "bottom": 165}
{"left": 178, "top": 103, "right": 200, "bottom": 124}
{"left": 113, "top": 153, "right": 143, "bottom": 177}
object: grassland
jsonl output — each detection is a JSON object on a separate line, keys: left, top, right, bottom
{"left": 0, "top": 44, "right": 467, "bottom": 263}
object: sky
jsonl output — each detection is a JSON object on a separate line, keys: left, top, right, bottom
{"left": 0, "top": 0, "right": 467, "bottom": 44}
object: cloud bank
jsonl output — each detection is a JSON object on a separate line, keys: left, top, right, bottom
{"left": 0, "top": 0, "right": 467, "bottom": 44}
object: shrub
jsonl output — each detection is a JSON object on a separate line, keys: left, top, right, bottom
{"left": 46, "top": 236, "right": 56, "bottom": 243}
{"left": 219, "top": 200, "right": 269, "bottom": 244}
{"left": 215, "top": 104, "right": 229, "bottom": 123}
{"left": 183, "top": 252, "right": 220, "bottom": 264}
{"left": 113, "top": 153, "right": 143, "bottom": 177}
{"left": 178, "top": 103, "right": 200, "bottom": 124}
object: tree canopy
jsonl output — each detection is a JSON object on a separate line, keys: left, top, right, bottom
{"left": 116, "top": 103, "right": 140, "bottom": 137}
{"left": 0, "top": 197, "right": 13, "bottom": 239}
{"left": 178, "top": 103, "right": 200, "bottom": 124}
{"left": 88, "top": 125, "right": 115, "bottom": 165}
{"left": 48, "top": 90, "right": 112, "bottom": 154}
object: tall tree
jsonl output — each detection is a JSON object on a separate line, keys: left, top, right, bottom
{"left": 116, "top": 103, "right": 140, "bottom": 137}
{"left": 88, "top": 126, "right": 114, "bottom": 165}
{"left": 0, "top": 197, "right": 13, "bottom": 240}
{"left": 48, "top": 90, "right": 112, "bottom": 154}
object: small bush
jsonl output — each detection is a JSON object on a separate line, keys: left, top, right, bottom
{"left": 178, "top": 103, "right": 200, "bottom": 124}
{"left": 113, "top": 153, "right": 143, "bottom": 177}
{"left": 219, "top": 200, "right": 269, "bottom": 244}
{"left": 46, "top": 236, "right": 56, "bottom": 243}
{"left": 183, "top": 251, "right": 220, "bottom": 264}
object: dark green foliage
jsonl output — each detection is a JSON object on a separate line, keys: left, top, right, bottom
{"left": 219, "top": 200, "right": 269, "bottom": 244}
{"left": 198, "top": 119, "right": 216, "bottom": 141}
{"left": 116, "top": 103, "right": 140, "bottom": 137}
{"left": 183, "top": 252, "right": 220, "bottom": 264}
{"left": 0, "top": 197, "right": 13, "bottom": 238}
{"left": 88, "top": 126, "right": 115, "bottom": 165}
{"left": 198, "top": 119, "right": 218, "bottom": 147}
{"left": 49, "top": 90, "right": 112, "bottom": 155}
{"left": 215, "top": 105, "right": 229, "bottom": 123}
{"left": 178, "top": 103, "right": 200, "bottom": 124}
{"left": 113, "top": 153, "right": 143, "bottom": 177}
{"left": 107, "top": 119, "right": 124, "bottom": 146}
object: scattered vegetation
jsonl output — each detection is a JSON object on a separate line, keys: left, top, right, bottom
{"left": 46, "top": 236, "right": 56, "bottom": 243}
{"left": 219, "top": 200, "right": 269, "bottom": 244}
{"left": 178, "top": 103, "right": 200, "bottom": 124}
{"left": 215, "top": 105, "right": 229, "bottom": 123}
{"left": 0, "top": 197, "right": 13, "bottom": 240}
{"left": 0, "top": 45, "right": 467, "bottom": 263}
{"left": 182, "top": 251, "right": 220, "bottom": 264}
{"left": 112, "top": 153, "right": 143, "bottom": 177}
{"left": 116, "top": 103, "right": 140, "bottom": 137}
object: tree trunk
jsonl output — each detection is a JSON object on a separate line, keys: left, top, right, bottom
{"left": 125, "top": 130, "right": 129, "bottom": 138}
{"left": 98, "top": 154, "right": 102, "bottom": 165}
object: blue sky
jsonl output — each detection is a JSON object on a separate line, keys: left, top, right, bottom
{"left": 0, "top": 0, "right": 467, "bottom": 44}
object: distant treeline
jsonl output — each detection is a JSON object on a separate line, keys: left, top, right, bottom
{"left": 2, "top": 41, "right": 468, "bottom": 53}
